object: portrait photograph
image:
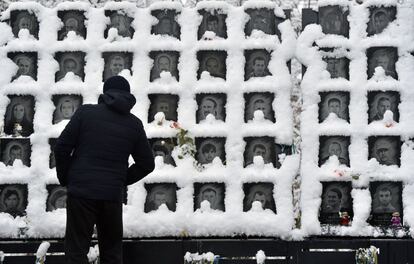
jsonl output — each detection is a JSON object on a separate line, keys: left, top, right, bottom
{"left": 149, "top": 51, "right": 180, "bottom": 81}
{"left": 319, "top": 181, "right": 353, "bottom": 225}
{"left": 196, "top": 93, "right": 226, "bottom": 123}
{"left": 55, "top": 52, "right": 86, "bottom": 82}
{"left": 194, "top": 182, "right": 225, "bottom": 211}
{"left": 144, "top": 183, "right": 177, "bottom": 213}
{"left": 46, "top": 185, "right": 67, "bottom": 211}
{"left": 102, "top": 52, "right": 133, "bottom": 81}
{"left": 8, "top": 52, "right": 37, "bottom": 81}
{"left": 197, "top": 50, "right": 227, "bottom": 79}
{"left": 318, "top": 91, "right": 350, "bottom": 122}
{"left": 322, "top": 57, "right": 349, "bottom": 79}
{"left": 244, "top": 92, "right": 275, "bottom": 122}
{"left": 49, "top": 138, "right": 56, "bottom": 169}
{"left": 244, "top": 8, "right": 283, "bottom": 38}
{"left": 148, "top": 94, "right": 179, "bottom": 122}
{"left": 367, "top": 6, "right": 396, "bottom": 36}
{"left": 52, "top": 94, "right": 83, "bottom": 124}
{"left": 151, "top": 9, "right": 181, "bottom": 39}
{"left": 244, "top": 49, "right": 272, "bottom": 80}
{"left": 0, "top": 139, "right": 31, "bottom": 167}
{"left": 368, "top": 136, "right": 401, "bottom": 166}
{"left": 4, "top": 95, "right": 35, "bottom": 137}
{"left": 243, "top": 182, "right": 276, "bottom": 213}
{"left": 57, "top": 10, "right": 87, "bottom": 40}
{"left": 197, "top": 9, "right": 227, "bottom": 39}
{"left": 149, "top": 138, "right": 176, "bottom": 166}
{"left": 319, "top": 136, "right": 350, "bottom": 167}
{"left": 318, "top": 5, "right": 349, "bottom": 37}
{"left": 370, "top": 181, "right": 402, "bottom": 226}
{"left": 368, "top": 91, "right": 400, "bottom": 123}
{"left": 195, "top": 137, "right": 226, "bottom": 165}
{"left": 275, "top": 144, "right": 292, "bottom": 169}
{"left": 104, "top": 10, "right": 134, "bottom": 38}
{"left": 0, "top": 184, "right": 28, "bottom": 218}
{"left": 367, "top": 47, "right": 398, "bottom": 79}
{"left": 10, "top": 10, "right": 39, "bottom": 38}
{"left": 244, "top": 137, "right": 276, "bottom": 167}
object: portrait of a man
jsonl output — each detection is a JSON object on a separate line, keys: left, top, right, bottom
{"left": 370, "top": 181, "right": 402, "bottom": 226}
{"left": 0, "top": 184, "right": 28, "bottom": 218}
{"left": 323, "top": 57, "right": 349, "bottom": 79}
{"left": 55, "top": 52, "right": 85, "bottom": 81}
{"left": 319, "top": 136, "right": 350, "bottom": 166}
{"left": 149, "top": 138, "right": 176, "bottom": 166}
{"left": 151, "top": 9, "right": 180, "bottom": 39}
{"left": 318, "top": 5, "right": 349, "bottom": 37}
{"left": 46, "top": 185, "right": 67, "bottom": 211}
{"left": 196, "top": 94, "right": 226, "bottom": 122}
{"left": 243, "top": 182, "right": 276, "bottom": 213}
{"left": 11, "top": 10, "right": 39, "bottom": 38}
{"left": 245, "top": 50, "right": 271, "bottom": 80}
{"left": 368, "top": 91, "right": 399, "bottom": 123}
{"left": 244, "top": 92, "right": 275, "bottom": 122}
{"left": 49, "top": 138, "right": 57, "bottom": 169}
{"left": 367, "top": 47, "right": 398, "bottom": 79}
{"left": 244, "top": 8, "right": 282, "bottom": 37}
{"left": 8, "top": 52, "right": 37, "bottom": 81}
{"left": 319, "top": 182, "right": 352, "bottom": 224}
{"left": 104, "top": 11, "right": 134, "bottom": 38}
{"left": 369, "top": 136, "right": 400, "bottom": 166}
{"left": 197, "top": 51, "right": 227, "bottom": 79}
{"left": 244, "top": 137, "right": 276, "bottom": 167}
{"left": 1, "top": 139, "right": 31, "bottom": 167}
{"left": 4, "top": 95, "right": 35, "bottom": 137}
{"left": 150, "top": 51, "right": 179, "bottom": 81}
{"left": 319, "top": 92, "right": 350, "bottom": 122}
{"left": 367, "top": 7, "right": 396, "bottom": 36}
{"left": 198, "top": 9, "right": 227, "bottom": 39}
{"left": 144, "top": 183, "right": 177, "bottom": 213}
{"left": 52, "top": 95, "right": 82, "bottom": 124}
{"left": 196, "top": 138, "right": 225, "bottom": 165}
{"left": 102, "top": 52, "right": 132, "bottom": 81}
{"left": 194, "top": 183, "right": 225, "bottom": 211}
{"left": 57, "top": 11, "right": 86, "bottom": 40}
{"left": 148, "top": 94, "right": 178, "bottom": 122}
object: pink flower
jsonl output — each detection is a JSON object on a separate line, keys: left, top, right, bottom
{"left": 334, "top": 169, "right": 344, "bottom": 177}
{"left": 170, "top": 122, "right": 181, "bottom": 129}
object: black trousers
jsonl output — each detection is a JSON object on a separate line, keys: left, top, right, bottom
{"left": 65, "top": 195, "right": 123, "bottom": 264}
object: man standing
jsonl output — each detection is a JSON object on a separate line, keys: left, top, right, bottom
{"left": 54, "top": 76, "right": 155, "bottom": 264}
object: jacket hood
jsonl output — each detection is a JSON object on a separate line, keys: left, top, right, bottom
{"left": 98, "top": 89, "right": 136, "bottom": 114}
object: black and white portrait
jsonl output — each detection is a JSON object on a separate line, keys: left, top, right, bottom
{"left": 151, "top": 9, "right": 180, "bottom": 39}
{"left": 144, "top": 183, "right": 177, "bottom": 213}
{"left": 318, "top": 5, "right": 349, "bottom": 37}
{"left": 275, "top": 144, "right": 292, "bottom": 169}
{"left": 52, "top": 95, "right": 82, "bottom": 124}
{"left": 244, "top": 92, "right": 275, "bottom": 122}
{"left": 244, "top": 50, "right": 271, "bottom": 80}
{"left": 319, "top": 182, "right": 353, "bottom": 224}
{"left": 245, "top": 8, "right": 282, "bottom": 38}
{"left": 370, "top": 181, "right": 402, "bottom": 226}
{"left": 148, "top": 94, "right": 178, "bottom": 122}
{"left": 49, "top": 138, "right": 56, "bottom": 169}
{"left": 55, "top": 52, "right": 85, "bottom": 81}
{"left": 367, "top": 47, "right": 398, "bottom": 79}
{"left": 196, "top": 137, "right": 226, "bottom": 165}
{"left": 46, "top": 185, "right": 67, "bottom": 211}
{"left": 0, "top": 139, "right": 31, "bottom": 167}
{"left": 197, "top": 51, "right": 227, "bottom": 79}
{"left": 10, "top": 10, "right": 39, "bottom": 38}
{"left": 4, "top": 95, "right": 35, "bottom": 137}
{"left": 8, "top": 52, "right": 37, "bottom": 81}
{"left": 367, "top": 6, "right": 396, "bottom": 36}
{"left": 369, "top": 136, "right": 400, "bottom": 166}
{"left": 243, "top": 182, "right": 276, "bottom": 213}
{"left": 149, "top": 51, "right": 179, "bottom": 81}
{"left": 0, "top": 184, "right": 28, "bottom": 218}
{"left": 198, "top": 9, "right": 227, "bottom": 39}
{"left": 323, "top": 57, "right": 349, "bottom": 79}
{"left": 319, "top": 136, "right": 350, "bottom": 166}
{"left": 194, "top": 182, "right": 225, "bottom": 211}
{"left": 196, "top": 93, "right": 226, "bottom": 123}
{"left": 368, "top": 91, "right": 400, "bottom": 123}
{"left": 102, "top": 52, "right": 132, "bottom": 81}
{"left": 149, "top": 138, "right": 176, "bottom": 166}
{"left": 57, "top": 10, "right": 86, "bottom": 40}
{"left": 104, "top": 10, "right": 134, "bottom": 38}
{"left": 244, "top": 137, "right": 276, "bottom": 167}
{"left": 318, "top": 91, "right": 350, "bottom": 122}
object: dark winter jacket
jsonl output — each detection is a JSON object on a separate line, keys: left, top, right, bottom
{"left": 54, "top": 79, "right": 155, "bottom": 202}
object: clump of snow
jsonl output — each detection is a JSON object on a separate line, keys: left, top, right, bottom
{"left": 256, "top": 250, "right": 266, "bottom": 264}
{"left": 36, "top": 241, "right": 50, "bottom": 259}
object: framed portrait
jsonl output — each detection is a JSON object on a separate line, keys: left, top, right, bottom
{"left": 148, "top": 94, "right": 179, "bottom": 122}
{"left": 49, "top": 138, "right": 56, "bottom": 169}
{"left": 367, "top": 6, "right": 396, "bottom": 36}
{"left": 243, "top": 182, "right": 276, "bottom": 213}
{"left": 8, "top": 52, "right": 38, "bottom": 81}
{"left": 149, "top": 138, "right": 176, "bottom": 166}
{"left": 4, "top": 95, "right": 35, "bottom": 137}
{"left": 144, "top": 183, "right": 177, "bottom": 213}
{"left": 197, "top": 50, "right": 227, "bottom": 79}
{"left": 368, "top": 136, "right": 401, "bottom": 166}
{"left": 244, "top": 8, "right": 283, "bottom": 38}
{"left": 319, "top": 181, "right": 353, "bottom": 225}
{"left": 0, "top": 184, "right": 28, "bottom": 218}
{"left": 244, "top": 137, "right": 276, "bottom": 167}
{"left": 193, "top": 182, "right": 225, "bottom": 211}
{"left": 318, "top": 5, "right": 349, "bottom": 37}
{"left": 52, "top": 94, "right": 82, "bottom": 124}
{"left": 197, "top": 9, "right": 227, "bottom": 39}
{"left": 244, "top": 49, "right": 272, "bottom": 80}
{"left": 319, "top": 136, "right": 350, "bottom": 167}
{"left": 195, "top": 137, "right": 226, "bottom": 165}
{"left": 104, "top": 10, "right": 134, "bottom": 38}
{"left": 244, "top": 92, "right": 275, "bottom": 122}
{"left": 149, "top": 51, "right": 179, "bottom": 81}
{"left": 196, "top": 93, "right": 226, "bottom": 123}
{"left": 55, "top": 52, "right": 85, "bottom": 82}
{"left": 10, "top": 10, "right": 39, "bottom": 39}
{"left": 0, "top": 139, "right": 31, "bottom": 167}
{"left": 370, "top": 181, "right": 402, "bottom": 226}
{"left": 57, "top": 10, "right": 87, "bottom": 40}
{"left": 367, "top": 91, "right": 400, "bottom": 123}
{"left": 46, "top": 185, "right": 67, "bottom": 211}
{"left": 151, "top": 9, "right": 181, "bottom": 39}
{"left": 318, "top": 91, "right": 350, "bottom": 123}
{"left": 367, "top": 47, "right": 398, "bottom": 79}
{"left": 275, "top": 144, "right": 292, "bottom": 169}
{"left": 322, "top": 57, "right": 349, "bottom": 79}
{"left": 102, "top": 52, "right": 133, "bottom": 81}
